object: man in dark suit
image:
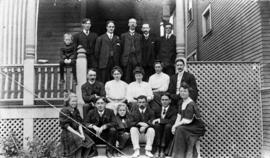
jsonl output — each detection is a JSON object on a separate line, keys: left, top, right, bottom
{"left": 95, "top": 20, "right": 121, "bottom": 83}
{"left": 157, "top": 23, "right": 176, "bottom": 76}
{"left": 167, "top": 58, "right": 198, "bottom": 104}
{"left": 120, "top": 18, "right": 142, "bottom": 83}
{"left": 73, "top": 18, "right": 98, "bottom": 69}
{"left": 141, "top": 23, "right": 157, "bottom": 80}
{"left": 129, "top": 95, "right": 155, "bottom": 157}
{"left": 81, "top": 69, "right": 106, "bottom": 118}
{"left": 152, "top": 93, "right": 177, "bottom": 158}
{"left": 85, "top": 97, "right": 117, "bottom": 157}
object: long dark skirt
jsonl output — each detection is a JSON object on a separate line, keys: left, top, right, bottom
{"left": 170, "top": 119, "right": 205, "bottom": 158}
{"left": 61, "top": 129, "right": 95, "bottom": 157}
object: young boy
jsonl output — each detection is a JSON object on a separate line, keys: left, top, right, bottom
{"left": 59, "top": 33, "right": 77, "bottom": 84}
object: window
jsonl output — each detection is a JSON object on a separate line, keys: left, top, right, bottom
{"left": 187, "top": 50, "right": 198, "bottom": 61}
{"left": 202, "top": 5, "right": 212, "bottom": 37}
{"left": 187, "top": 0, "right": 193, "bottom": 23}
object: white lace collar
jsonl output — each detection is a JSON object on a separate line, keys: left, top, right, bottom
{"left": 182, "top": 97, "right": 193, "bottom": 110}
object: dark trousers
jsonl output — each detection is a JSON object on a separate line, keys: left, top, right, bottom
{"left": 59, "top": 60, "right": 77, "bottom": 81}
{"left": 117, "top": 131, "right": 130, "bottom": 149}
{"left": 163, "top": 65, "right": 175, "bottom": 76}
{"left": 123, "top": 63, "right": 136, "bottom": 83}
{"left": 149, "top": 92, "right": 163, "bottom": 118}
{"left": 143, "top": 66, "right": 154, "bottom": 81}
{"left": 86, "top": 127, "right": 117, "bottom": 153}
{"left": 154, "top": 124, "right": 173, "bottom": 149}
{"left": 87, "top": 54, "right": 97, "bottom": 69}
{"left": 99, "top": 57, "right": 114, "bottom": 83}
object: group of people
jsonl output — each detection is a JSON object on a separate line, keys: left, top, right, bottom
{"left": 59, "top": 17, "right": 206, "bottom": 158}
{"left": 59, "top": 17, "right": 176, "bottom": 84}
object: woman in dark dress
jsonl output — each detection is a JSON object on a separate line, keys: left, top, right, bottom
{"left": 115, "top": 103, "right": 132, "bottom": 150}
{"left": 171, "top": 83, "right": 206, "bottom": 158}
{"left": 59, "top": 93, "right": 95, "bottom": 158}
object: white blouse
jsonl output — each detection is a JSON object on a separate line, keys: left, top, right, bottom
{"left": 105, "top": 80, "right": 128, "bottom": 100}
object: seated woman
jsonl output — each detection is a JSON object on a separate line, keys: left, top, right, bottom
{"left": 59, "top": 93, "right": 95, "bottom": 158}
{"left": 105, "top": 66, "right": 128, "bottom": 114}
{"left": 115, "top": 103, "right": 132, "bottom": 150}
{"left": 171, "top": 83, "right": 206, "bottom": 158}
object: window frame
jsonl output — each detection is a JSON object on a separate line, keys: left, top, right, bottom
{"left": 202, "top": 4, "right": 212, "bottom": 37}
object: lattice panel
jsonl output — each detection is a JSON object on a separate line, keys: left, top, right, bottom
{"left": 188, "top": 62, "right": 262, "bottom": 158}
{"left": 33, "top": 118, "right": 61, "bottom": 145}
{"left": 0, "top": 119, "right": 24, "bottom": 149}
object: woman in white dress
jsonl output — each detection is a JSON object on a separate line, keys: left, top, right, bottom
{"left": 105, "top": 66, "right": 128, "bottom": 114}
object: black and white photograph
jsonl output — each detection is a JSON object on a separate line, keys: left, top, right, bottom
{"left": 0, "top": 0, "right": 268, "bottom": 157}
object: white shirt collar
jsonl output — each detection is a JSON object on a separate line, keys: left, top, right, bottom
{"left": 83, "top": 29, "right": 89, "bottom": 35}
{"left": 107, "top": 32, "right": 113, "bottom": 38}
{"left": 166, "top": 33, "right": 172, "bottom": 38}
{"left": 88, "top": 80, "right": 95, "bottom": 84}
{"left": 178, "top": 71, "right": 184, "bottom": 77}
{"left": 98, "top": 110, "right": 104, "bottom": 116}
{"left": 140, "top": 108, "right": 146, "bottom": 113}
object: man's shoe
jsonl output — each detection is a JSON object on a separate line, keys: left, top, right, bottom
{"left": 160, "top": 151, "right": 165, "bottom": 158}
{"left": 106, "top": 151, "right": 113, "bottom": 158}
{"left": 145, "top": 150, "right": 154, "bottom": 157}
{"left": 132, "top": 149, "right": 140, "bottom": 158}
{"left": 154, "top": 151, "right": 160, "bottom": 158}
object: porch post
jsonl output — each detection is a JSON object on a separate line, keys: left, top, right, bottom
{"left": 23, "top": 0, "right": 39, "bottom": 150}
{"left": 175, "top": 0, "right": 186, "bottom": 59}
{"left": 23, "top": 0, "right": 39, "bottom": 106}
{"left": 76, "top": 50, "right": 87, "bottom": 117}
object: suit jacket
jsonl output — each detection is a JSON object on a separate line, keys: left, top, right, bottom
{"left": 115, "top": 114, "right": 133, "bottom": 132}
{"left": 95, "top": 33, "right": 121, "bottom": 69}
{"left": 130, "top": 107, "right": 155, "bottom": 128}
{"left": 167, "top": 71, "right": 198, "bottom": 102}
{"left": 157, "top": 35, "right": 176, "bottom": 67}
{"left": 81, "top": 81, "right": 106, "bottom": 104}
{"left": 141, "top": 34, "right": 157, "bottom": 67}
{"left": 120, "top": 32, "right": 142, "bottom": 66}
{"left": 73, "top": 31, "right": 98, "bottom": 55}
{"left": 85, "top": 108, "right": 117, "bottom": 128}
{"left": 154, "top": 106, "right": 177, "bottom": 125}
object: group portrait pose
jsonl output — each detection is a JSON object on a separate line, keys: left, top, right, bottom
{"left": 59, "top": 17, "right": 206, "bottom": 158}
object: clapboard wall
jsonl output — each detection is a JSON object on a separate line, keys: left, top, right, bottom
{"left": 259, "top": 1, "right": 270, "bottom": 153}
{"left": 185, "top": 0, "right": 270, "bottom": 153}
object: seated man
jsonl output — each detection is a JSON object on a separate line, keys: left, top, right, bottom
{"left": 59, "top": 33, "right": 77, "bottom": 84}
{"left": 152, "top": 93, "right": 177, "bottom": 158}
{"left": 84, "top": 97, "right": 117, "bottom": 157}
{"left": 130, "top": 95, "right": 155, "bottom": 157}
{"left": 126, "top": 66, "right": 153, "bottom": 111}
{"left": 148, "top": 60, "right": 170, "bottom": 117}
{"left": 81, "top": 69, "right": 106, "bottom": 117}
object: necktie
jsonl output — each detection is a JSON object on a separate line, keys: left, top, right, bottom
{"left": 162, "top": 108, "right": 166, "bottom": 118}
{"left": 166, "top": 34, "right": 169, "bottom": 40}
{"left": 86, "top": 31, "right": 89, "bottom": 36}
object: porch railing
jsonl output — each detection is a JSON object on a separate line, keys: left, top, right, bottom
{"left": 0, "top": 64, "right": 75, "bottom": 103}
{"left": 0, "top": 65, "right": 24, "bottom": 101}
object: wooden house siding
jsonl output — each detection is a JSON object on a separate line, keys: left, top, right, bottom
{"left": 37, "top": 0, "right": 81, "bottom": 63}
{"left": 186, "top": 0, "right": 270, "bottom": 152}
{"left": 198, "top": 0, "right": 263, "bottom": 62}
{"left": 259, "top": 1, "right": 270, "bottom": 150}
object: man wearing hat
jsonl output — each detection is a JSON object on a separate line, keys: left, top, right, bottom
{"left": 126, "top": 66, "right": 153, "bottom": 111}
